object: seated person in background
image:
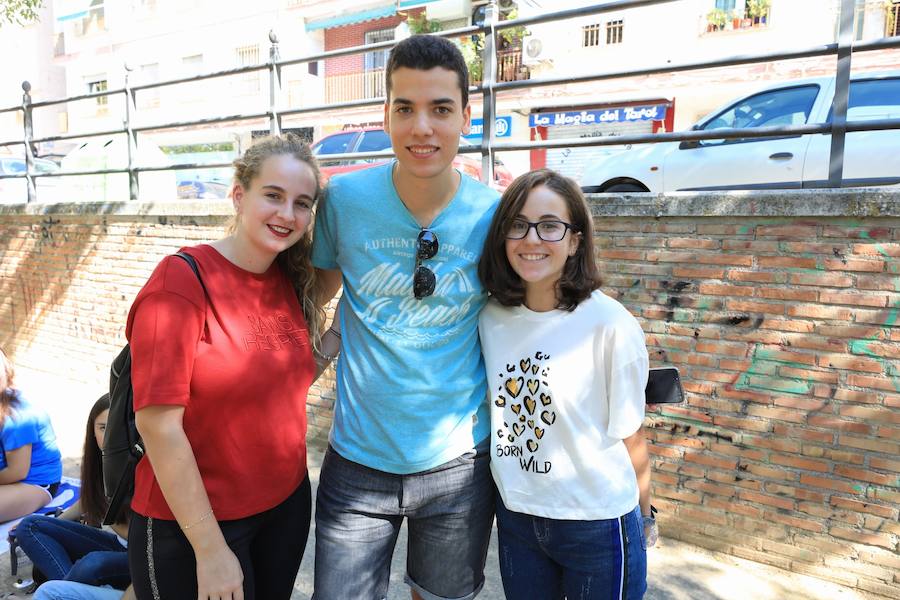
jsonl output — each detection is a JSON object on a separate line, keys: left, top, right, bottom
{"left": 0, "top": 346, "right": 63, "bottom": 522}
{"left": 34, "top": 581, "right": 135, "bottom": 600}
{"left": 17, "top": 393, "right": 130, "bottom": 590}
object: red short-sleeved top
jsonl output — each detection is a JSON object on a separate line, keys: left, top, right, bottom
{"left": 126, "top": 244, "right": 312, "bottom": 520}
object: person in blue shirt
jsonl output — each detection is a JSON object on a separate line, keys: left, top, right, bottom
{"left": 0, "top": 346, "right": 62, "bottom": 522}
{"left": 311, "top": 34, "right": 499, "bottom": 600}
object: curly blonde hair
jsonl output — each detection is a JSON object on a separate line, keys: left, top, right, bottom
{"left": 231, "top": 134, "right": 326, "bottom": 352}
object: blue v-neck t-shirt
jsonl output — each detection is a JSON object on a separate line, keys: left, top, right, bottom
{"left": 312, "top": 162, "right": 499, "bottom": 473}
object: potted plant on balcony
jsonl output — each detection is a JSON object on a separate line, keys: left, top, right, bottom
{"left": 706, "top": 7, "right": 727, "bottom": 31}
{"left": 748, "top": 0, "right": 771, "bottom": 25}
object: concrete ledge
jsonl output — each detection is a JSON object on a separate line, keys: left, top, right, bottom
{"left": 2, "top": 189, "right": 900, "bottom": 219}
{"left": 0, "top": 199, "right": 233, "bottom": 217}
{"left": 587, "top": 188, "right": 900, "bottom": 217}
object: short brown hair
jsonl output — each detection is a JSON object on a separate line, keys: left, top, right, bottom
{"left": 385, "top": 34, "right": 469, "bottom": 108}
{"left": 478, "top": 169, "right": 601, "bottom": 311}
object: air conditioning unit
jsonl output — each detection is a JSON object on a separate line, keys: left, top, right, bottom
{"left": 521, "top": 34, "right": 547, "bottom": 66}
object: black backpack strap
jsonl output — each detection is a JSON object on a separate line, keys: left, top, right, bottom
{"left": 174, "top": 251, "right": 208, "bottom": 297}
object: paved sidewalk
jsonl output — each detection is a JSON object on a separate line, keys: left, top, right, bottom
{"left": 285, "top": 445, "right": 869, "bottom": 600}
{"left": 0, "top": 367, "right": 874, "bottom": 599}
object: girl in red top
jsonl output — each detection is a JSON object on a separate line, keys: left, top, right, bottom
{"left": 126, "top": 135, "right": 336, "bottom": 600}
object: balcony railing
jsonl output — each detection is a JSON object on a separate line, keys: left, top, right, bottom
{"left": 325, "top": 69, "right": 385, "bottom": 104}
{"left": 888, "top": 1, "right": 900, "bottom": 37}
{"left": 2, "top": 0, "right": 900, "bottom": 204}
{"left": 324, "top": 50, "right": 529, "bottom": 104}
{"left": 497, "top": 48, "right": 530, "bottom": 83}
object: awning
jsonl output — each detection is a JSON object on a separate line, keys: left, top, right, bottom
{"left": 54, "top": 0, "right": 96, "bottom": 22}
{"left": 305, "top": 5, "right": 397, "bottom": 31}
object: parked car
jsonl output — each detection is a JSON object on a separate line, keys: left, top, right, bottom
{"left": 311, "top": 128, "right": 514, "bottom": 189}
{"left": 177, "top": 179, "right": 230, "bottom": 199}
{"left": 580, "top": 72, "right": 900, "bottom": 193}
{"left": 0, "top": 157, "right": 61, "bottom": 203}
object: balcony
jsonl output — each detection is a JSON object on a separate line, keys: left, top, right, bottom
{"left": 325, "top": 69, "right": 385, "bottom": 104}
{"left": 323, "top": 50, "right": 530, "bottom": 104}
{"left": 888, "top": 1, "right": 900, "bottom": 36}
{"left": 497, "top": 48, "right": 530, "bottom": 83}
{"left": 703, "top": 4, "right": 770, "bottom": 34}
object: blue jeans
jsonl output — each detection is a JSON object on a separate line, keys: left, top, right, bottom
{"left": 313, "top": 441, "right": 495, "bottom": 600}
{"left": 496, "top": 500, "right": 647, "bottom": 600}
{"left": 34, "top": 581, "right": 123, "bottom": 600}
{"left": 16, "top": 515, "right": 129, "bottom": 589}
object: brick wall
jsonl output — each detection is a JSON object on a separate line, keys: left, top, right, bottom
{"left": 1, "top": 191, "right": 898, "bottom": 597}
{"left": 324, "top": 14, "right": 404, "bottom": 75}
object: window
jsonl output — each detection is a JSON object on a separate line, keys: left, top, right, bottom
{"left": 364, "top": 29, "right": 394, "bottom": 72}
{"left": 357, "top": 130, "right": 390, "bottom": 152}
{"left": 582, "top": 23, "right": 601, "bottom": 47}
{"left": 235, "top": 44, "right": 261, "bottom": 94}
{"left": 138, "top": 63, "right": 160, "bottom": 108}
{"left": 87, "top": 78, "right": 108, "bottom": 107}
{"left": 606, "top": 19, "right": 624, "bottom": 44}
{"left": 700, "top": 85, "right": 820, "bottom": 145}
{"left": 182, "top": 54, "right": 203, "bottom": 75}
{"left": 74, "top": 0, "right": 105, "bottom": 36}
{"left": 311, "top": 132, "right": 357, "bottom": 166}
{"left": 829, "top": 78, "right": 900, "bottom": 122}
{"left": 715, "top": 0, "right": 737, "bottom": 10}
{"left": 364, "top": 29, "right": 393, "bottom": 98}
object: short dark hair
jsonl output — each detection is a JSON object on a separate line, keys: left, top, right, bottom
{"left": 385, "top": 34, "right": 469, "bottom": 108}
{"left": 478, "top": 169, "right": 602, "bottom": 311}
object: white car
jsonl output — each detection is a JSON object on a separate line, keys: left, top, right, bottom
{"left": 580, "top": 72, "right": 900, "bottom": 193}
{"left": 0, "top": 156, "right": 61, "bottom": 203}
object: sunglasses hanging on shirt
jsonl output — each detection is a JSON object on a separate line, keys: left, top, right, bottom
{"left": 414, "top": 228, "right": 439, "bottom": 300}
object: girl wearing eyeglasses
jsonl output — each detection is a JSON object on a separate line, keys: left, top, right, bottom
{"left": 478, "top": 168, "right": 654, "bottom": 599}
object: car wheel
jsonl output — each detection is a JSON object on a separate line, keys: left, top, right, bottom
{"left": 603, "top": 182, "right": 647, "bottom": 192}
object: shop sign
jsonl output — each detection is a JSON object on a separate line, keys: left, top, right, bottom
{"left": 464, "top": 116, "right": 513, "bottom": 140}
{"left": 528, "top": 104, "right": 668, "bottom": 128}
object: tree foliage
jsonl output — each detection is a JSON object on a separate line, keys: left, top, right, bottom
{"left": 1, "top": 0, "right": 43, "bottom": 27}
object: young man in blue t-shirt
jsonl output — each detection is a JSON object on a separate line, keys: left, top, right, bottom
{"left": 311, "top": 35, "right": 499, "bottom": 600}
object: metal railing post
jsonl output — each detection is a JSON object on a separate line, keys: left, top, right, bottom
{"left": 269, "top": 30, "right": 282, "bottom": 136}
{"left": 828, "top": 0, "right": 854, "bottom": 188}
{"left": 479, "top": 2, "right": 497, "bottom": 185}
{"left": 22, "top": 81, "right": 35, "bottom": 203}
{"left": 124, "top": 63, "right": 139, "bottom": 201}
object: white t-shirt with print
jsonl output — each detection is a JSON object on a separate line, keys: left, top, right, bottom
{"left": 479, "top": 290, "right": 649, "bottom": 520}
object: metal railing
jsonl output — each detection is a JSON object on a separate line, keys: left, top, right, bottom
{"left": 888, "top": 1, "right": 900, "bottom": 37}
{"left": 2, "top": 0, "right": 900, "bottom": 202}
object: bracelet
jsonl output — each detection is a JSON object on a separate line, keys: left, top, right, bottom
{"left": 180, "top": 508, "right": 214, "bottom": 531}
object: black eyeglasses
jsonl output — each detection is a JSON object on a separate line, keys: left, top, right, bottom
{"left": 505, "top": 218, "right": 576, "bottom": 242}
{"left": 414, "top": 228, "right": 439, "bottom": 300}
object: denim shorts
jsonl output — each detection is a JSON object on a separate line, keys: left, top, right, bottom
{"left": 312, "top": 441, "right": 495, "bottom": 600}
{"left": 496, "top": 499, "right": 647, "bottom": 600}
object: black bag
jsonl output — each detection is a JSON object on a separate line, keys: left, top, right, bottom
{"left": 102, "top": 252, "right": 205, "bottom": 525}
{"left": 645, "top": 366, "right": 684, "bottom": 405}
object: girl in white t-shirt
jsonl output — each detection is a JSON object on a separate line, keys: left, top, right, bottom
{"left": 477, "top": 169, "right": 655, "bottom": 600}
